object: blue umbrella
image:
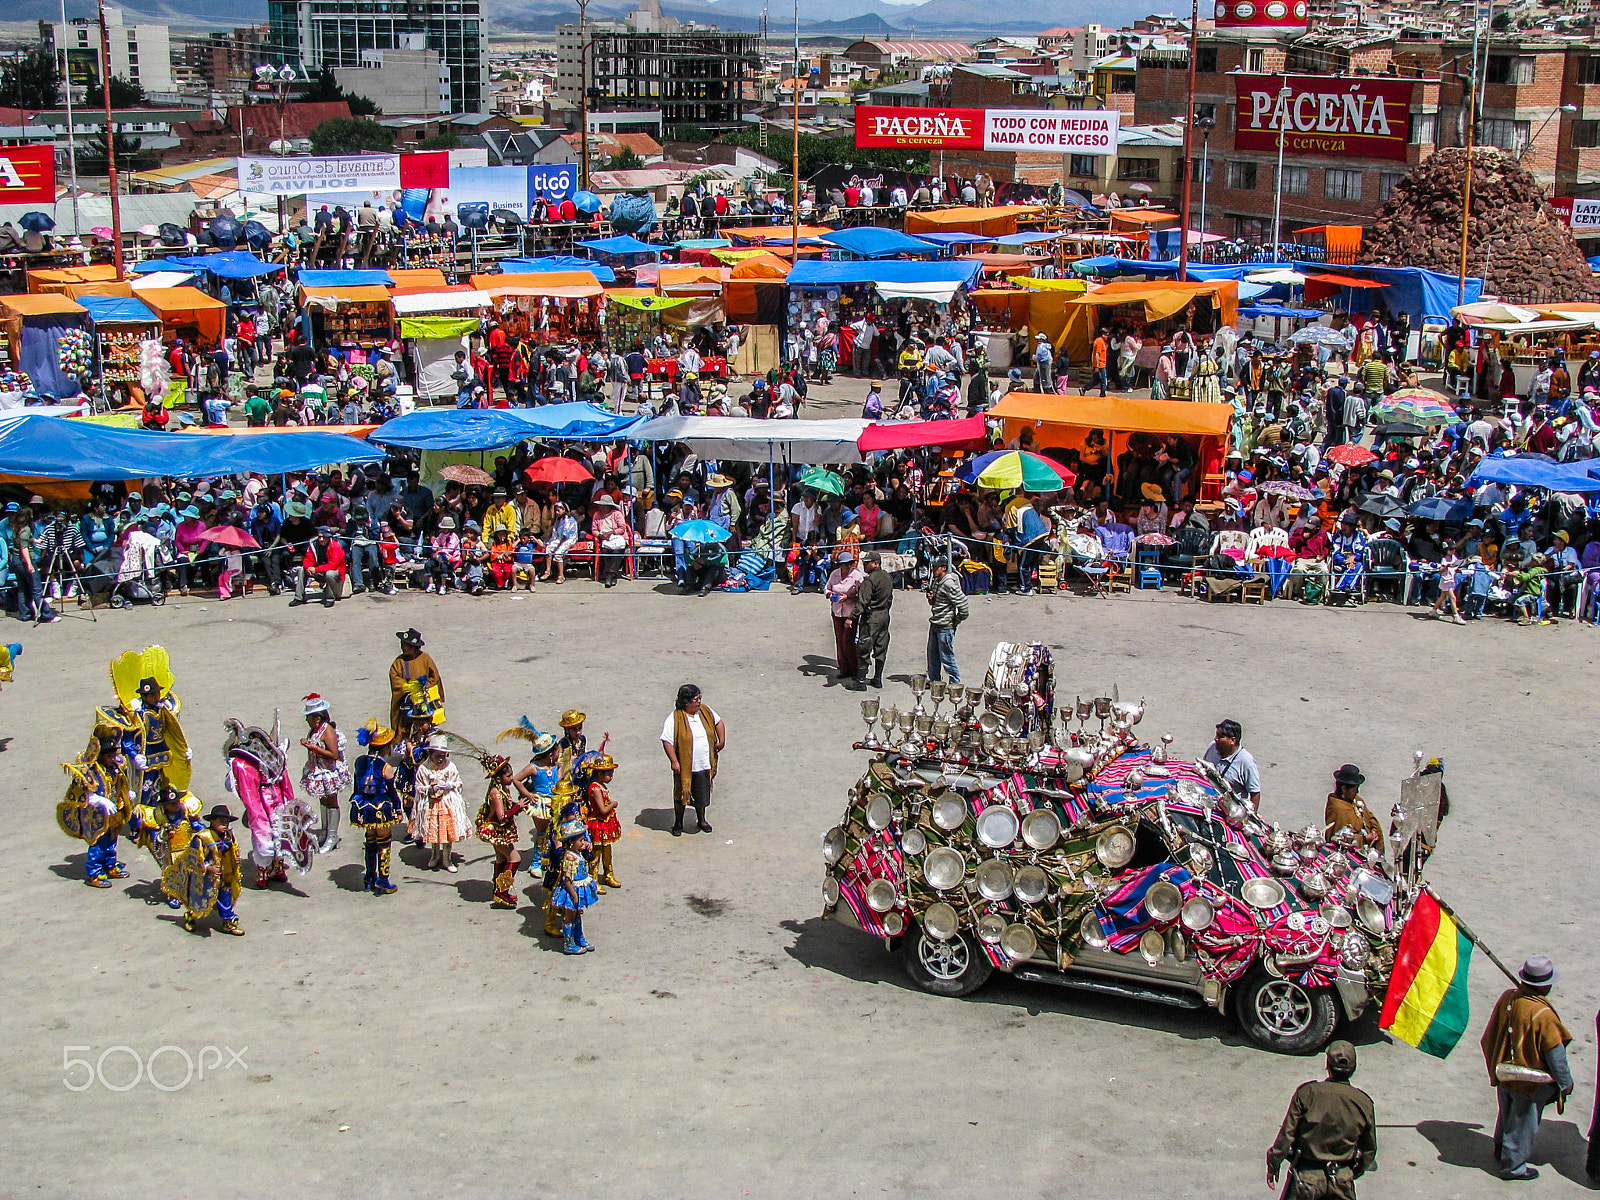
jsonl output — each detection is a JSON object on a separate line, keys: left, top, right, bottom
{"left": 572, "top": 190, "right": 601, "bottom": 214}
{"left": 1406, "top": 495, "right": 1472, "bottom": 523}
{"left": 17, "top": 211, "right": 55, "bottom": 232}
{"left": 671, "top": 520, "right": 731, "bottom": 545}
{"left": 1289, "top": 324, "right": 1348, "bottom": 348}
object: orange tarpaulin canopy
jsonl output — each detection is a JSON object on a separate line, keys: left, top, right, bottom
{"left": 658, "top": 265, "right": 729, "bottom": 287}
{"left": 1298, "top": 225, "right": 1363, "bottom": 262}
{"left": 1069, "top": 279, "right": 1238, "bottom": 326}
{"left": 137, "top": 286, "right": 226, "bottom": 345}
{"left": 392, "top": 283, "right": 476, "bottom": 297}
{"left": 62, "top": 281, "right": 134, "bottom": 300}
{"left": 961, "top": 252, "right": 1041, "bottom": 272}
{"left": 299, "top": 284, "right": 393, "bottom": 306}
{"left": 990, "top": 392, "right": 1233, "bottom": 437}
{"left": 728, "top": 253, "right": 789, "bottom": 280}
{"left": 720, "top": 224, "right": 833, "bottom": 243}
{"left": 27, "top": 264, "right": 121, "bottom": 293}
{"left": 1304, "top": 271, "right": 1381, "bottom": 289}
{"left": 471, "top": 272, "right": 604, "bottom": 299}
{"left": 0, "top": 292, "right": 88, "bottom": 317}
{"left": 386, "top": 268, "right": 450, "bottom": 289}
{"left": 1107, "top": 209, "right": 1179, "bottom": 226}
{"left": 905, "top": 206, "right": 1038, "bottom": 236}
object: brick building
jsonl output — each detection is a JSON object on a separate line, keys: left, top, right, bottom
{"left": 1134, "top": 9, "right": 1600, "bottom": 242}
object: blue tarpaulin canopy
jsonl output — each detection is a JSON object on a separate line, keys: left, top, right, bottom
{"left": 368, "top": 403, "right": 641, "bottom": 451}
{"left": 1470, "top": 455, "right": 1600, "bottom": 493}
{"left": 76, "top": 296, "right": 159, "bottom": 325}
{"left": 1069, "top": 255, "right": 1122, "bottom": 275}
{"left": 297, "top": 269, "right": 394, "bottom": 287}
{"left": 130, "top": 251, "right": 284, "bottom": 279}
{"left": 991, "top": 232, "right": 1061, "bottom": 247}
{"left": 1239, "top": 303, "right": 1324, "bottom": 319}
{"left": 0, "top": 414, "right": 382, "bottom": 480}
{"left": 816, "top": 227, "right": 940, "bottom": 258}
{"left": 496, "top": 256, "right": 617, "bottom": 283}
{"left": 787, "top": 259, "right": 983, "bottom": 287}
{"left": 675, "top": 238, "right": 732, "bottom": 249}
{"left": 573, "top": 235, "right": 660, "bottom": 257}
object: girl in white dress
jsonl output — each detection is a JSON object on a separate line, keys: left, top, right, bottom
{"left": 410, "top": 734, "right": 469, "bottom": 871}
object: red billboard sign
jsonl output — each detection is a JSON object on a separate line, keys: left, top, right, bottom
{"left": 1232, "top": 75, "right": 1413, "bottom": 162}
{"left": 854, "top": 106, "right": 984, "bottom": 150}
{"left": 0, "top": 146, "right": 57, "bottom": 206}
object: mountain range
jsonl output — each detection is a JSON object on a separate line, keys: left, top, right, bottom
{"left": 10, "top": 0, "right": 1154, "bottom": 35}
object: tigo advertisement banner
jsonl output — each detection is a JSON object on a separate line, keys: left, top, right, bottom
{"left": 0, "top": 146, "right": 57, "bottom": 206}
{"left": 1233, "top": 75, "right": 1412, "bottom": 162}
{"left": 528, "top": 163, "right": 578, "bottom": 204}
{"left": 237, "top": 154, "right": 402, "bottom": 195}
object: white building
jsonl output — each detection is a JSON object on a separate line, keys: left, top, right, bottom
{"left": 44, "top": 8, "right": 174, "bottom": 97}
{"left": 333, "top": 42, "right": 448, "bottom": 118}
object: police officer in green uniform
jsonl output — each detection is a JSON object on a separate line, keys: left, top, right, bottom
{"left": 851, "top": 550, "right": 893, "bottom": 690}
{"left": 1267, "top": 1040, "right": 1377, "bottom": 1199}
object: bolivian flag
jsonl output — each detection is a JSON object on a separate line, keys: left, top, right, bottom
{"left": 1379, "top": 890, "right": 1473, "bottom": 1058}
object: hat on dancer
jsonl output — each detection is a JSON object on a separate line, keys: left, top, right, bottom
{"left": 559, "top": 710, "right": 586, "bottom": 728}
{"left": 204, "top": 804, "right": 238, "bottom": 824}
{"left": 424, "top": 734, "right": 450, "bottom": 754}
{"left": 482, "top": 754, "right": 512, "bottom": 778}
{"left": 397, "top": 628, "right": 425, "bottom": 649}
{"left": 303, "top": 693, "right": 330, "bottom": 715}
{"left": 357, "top": 720, "right": 396, "bottom": 748}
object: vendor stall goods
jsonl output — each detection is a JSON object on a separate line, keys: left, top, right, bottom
{"left": 822, "top": 640, "right": 1448, "bottom": 1055}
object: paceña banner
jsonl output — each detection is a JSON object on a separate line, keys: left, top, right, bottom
{"left": 1232, "top": 75, "right": 1412, "bottom": 162}
{"left": 854, "top": 105, "right": 1120, "bottom": 155}
{"left": 0, "top": 146, "right": 57, "bottom": 206}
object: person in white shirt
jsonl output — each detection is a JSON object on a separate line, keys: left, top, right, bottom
{"left": 1201, "top": 718, "right": 1261, "bottom": 810}
{"left": 660, "top": 684, "right": 725, "bottom": 836}
{"left": 679, "top": 343, "right": 703, "bottom": 377}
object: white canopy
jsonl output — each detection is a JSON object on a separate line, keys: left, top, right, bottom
{"left": 629, "top": 416, "right": 871, "bottom": 464}
{"left": 392, "top": 290, "right": 493, "bottom": 315}
{"left": 874, "top": 281, "right": 962, "bottom": 304}
{"left": 1245, "top": 269, "right": 1306, "bottom": 285}
{"left": 130, "top": 270, "right": 197, "bottom": 290}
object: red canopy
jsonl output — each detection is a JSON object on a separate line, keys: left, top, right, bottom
{"left": 858, "top": 415, "right": 989, "bottom": 455}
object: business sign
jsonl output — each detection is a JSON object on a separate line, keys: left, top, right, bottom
{"left": 982, "top": 109, "right": 1119, "bottom": 154}
{"left": 236, "top": 153, "right": 401, "bottom": 195}
{"left": 0, "top": 146, "right": 57, "bottom": 206}
{"left": 854, "top": 105, "right": 1120, "bottom": 154}
{"left": 443, "top": 166, "right": 533, "bottom": 220}
{"left": 64, "top": 48, "right": 100, "bottom": 88}
{"left": 528, "top": 163, "right": 577, "bottom": 204}
{"left": 1549, "top": 196, "right": 1600, "bottom": 232}
{"left": 855, "top": 106, "right": 985, "bottom": 150}
{"left": 1233, "top": 75, "right": 1412, "bottom": 162}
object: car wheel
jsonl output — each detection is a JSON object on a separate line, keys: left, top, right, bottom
{"left": 1236, "top": 964, "right": 1339, "bottom": 1055}
{"left": 900, "top": 923, "right": 993, "bottom": 998}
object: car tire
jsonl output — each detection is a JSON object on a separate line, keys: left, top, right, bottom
{"left": 900, "top": 922, "right": 993, "bottom": 998}
{"left": 1235, "top": 964, "right": 1339, "bottom": 1055}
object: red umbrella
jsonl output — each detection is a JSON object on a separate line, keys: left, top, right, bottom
{"left": 524, "top": 457, "right": 595, "bottom": 486}
{"left": 199, "top": 525, "right": 260, "bottom": 550}
{"left": 1326, "top": 443, "right": 1377, "bottom": 468}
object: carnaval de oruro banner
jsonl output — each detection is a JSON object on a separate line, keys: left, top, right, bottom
{"left": 854, "top": 106, "right": 1120, "bottom": 155}
{"left": 0, "top": 146, "right": 58, "bottom": 206}
{"left": 1232, "top": 75, "right": 1412, "bottom": 162}
{"left": 237, "top": 154, "right": 402, "bottom": 195}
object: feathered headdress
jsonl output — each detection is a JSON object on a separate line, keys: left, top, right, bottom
{"left": 496, "top": 714, "right": 543, "bottom": 744}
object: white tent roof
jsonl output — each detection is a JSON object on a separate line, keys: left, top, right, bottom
{"left": 628, "top": 416, "right": 871, "bottom": 464}
{"left": 130, "top": 271, "right": 198, "bottom": 290}
{"left": 392, "top": 290, "right": 493, "bottom": 315}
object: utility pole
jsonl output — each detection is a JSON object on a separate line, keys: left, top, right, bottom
{"left": 1175, "top": 0, "right": 1199, "bottom": 280}
{"left": 97, "top": 0, "right": 124, "bottom": 280}
{"left": 790, "top": 0, "right": 800, "bottom": 255}
{"left": 59, "top": 0, "right": 81, "bottom": 238}
{"left": 576, "top": 0, "right": 590, "bottom": 190}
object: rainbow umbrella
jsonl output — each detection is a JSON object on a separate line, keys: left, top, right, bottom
{"left": 1369, "top": 388, "right": 1457, "bottom": 426}
{"left": 961, "top": 450, "right": 1075, "bottom": 491}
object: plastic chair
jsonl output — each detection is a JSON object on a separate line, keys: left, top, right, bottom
{"left": 1135, "top": 546, "right": 1162, "bottom": 590}
{"left": 1363, "top": 538, "right": 1409, "bottom": 603}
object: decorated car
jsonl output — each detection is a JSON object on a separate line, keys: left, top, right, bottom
{"left": 821, "top": 641, "right": 1446, "bottom": 1054}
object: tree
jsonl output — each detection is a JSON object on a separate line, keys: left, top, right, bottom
{"left": 301, "top": 67, "right": 380, "bottom": 116}
{"left": 84, "top": 75, "right": 147, "bottom": 107}
{"left": 80, "top": 129, "right": 160, "bottom": 174}
{"left": 604, "top": 147, "right": 645, "bottom": 171}
{"left": 670, "top": 124, "right": 707, "bottom": 144}
{"left": 310, "top": 116, "right": 393, "bottom": 155}
{"left": 0, "top": 47, "right": 62, "bottom": 109}
{"left": 414, "top": 132, "right": 460, "bottom": 150}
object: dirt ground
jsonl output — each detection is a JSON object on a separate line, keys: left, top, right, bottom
{"left": 1, "top": 565, "right": 1596, "bottom": 1199}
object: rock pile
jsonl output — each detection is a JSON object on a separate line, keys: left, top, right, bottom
{"left": 1362, "top": 147, "right": 1597, "bottom": 301}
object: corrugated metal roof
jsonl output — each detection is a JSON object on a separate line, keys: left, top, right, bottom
{"left": 853, "top": 40, "right": 975, "bottom": 61}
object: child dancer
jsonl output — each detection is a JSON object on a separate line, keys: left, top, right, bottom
{"left": 584, "top": 754, "right": 621, "bottom": 890}
{"left": 300, "top": 694, "right": 350, "bottom": 853}
{"left": 351, "top": 721, "right": 404, "bottom": 894}
{"left": 475, "top": 755, "right": 524, "bottom": 907}
{"left": 553, "top": 814, "right": 599, "bottom": 954}
{"left": 410, "top": 734, "right": 468, "bottom": 871}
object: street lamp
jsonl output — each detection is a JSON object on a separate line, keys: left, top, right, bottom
{"left": 1519, "top": 102, "right": 1577, "bottom": 161}
{"left": 1195, "top": 113, "right": 1214, "bottom": 258}
{"left": 1271, "top": 81, "right": 1292, "bottom": 260}
{"left": 254, "top": 62, "right": 298, "bottom": 155}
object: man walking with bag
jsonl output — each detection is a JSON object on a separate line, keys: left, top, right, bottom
{"left": 924, "top": 560, "right": 967, "bottom": 684}
{"left": 1481, "top": 955, "right": 1574, "bottom": 1181}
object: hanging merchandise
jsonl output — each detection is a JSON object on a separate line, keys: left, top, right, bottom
{"left": 57, "top": 327, "right": 95, "bottom": 382}
{"left": 139, "top": 338, "right": 172, "bottom": 403}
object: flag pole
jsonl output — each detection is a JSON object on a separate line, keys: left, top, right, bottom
{"left": 1425, "top": 885, "right": 1519, "bottom": 985}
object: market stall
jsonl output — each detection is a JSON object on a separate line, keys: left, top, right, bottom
{"left": 471, "top": 272, "right": 605, "bottom": 345}
{"left": 297, "top": 283, "right": 396, "bottom": 351}
{"left": 629, "top": 415, "right": 871, "bottom": 465}
{"left": 1065, "top": 278, "right": 1239, "bottom": 338}
{"left": 387, "top": 267, "right": 451, "bottom": 290}
{"left": 26, "top": 264, "right": 123, "bottom": 296}
{"left": 1014, "top": 277, "right": 1092, "bottom": 365}
{"left": 393, "top": 289, "right": 492, "bottom": 403}
{"left": 137, "top": 286, "right": 227, "bottom": 348}
{"left": 988, "top": 392, "right": 1232, "bottom": 503}
{"left": 0, "top": 293, "right": 90, "bottom": 399}
{"left": 76, "top": 295, "right": 162, "bottom": 402}
{"left": 904, "top": 206, "right": 1039, "bottom": 238}
{"left": 785, "top": 259, "right": 984, "bottom": 349}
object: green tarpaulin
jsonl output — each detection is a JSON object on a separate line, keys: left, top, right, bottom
{"left": 399, "top": 315, "right": 480, "bottom": 339}
{"left": 609, "top": 294, "right": 694, "bottom": 312}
